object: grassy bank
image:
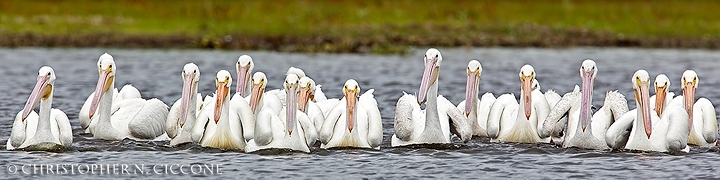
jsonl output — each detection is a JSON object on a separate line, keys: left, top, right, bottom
{"left": 1, "top": 0, "right": 719, "bottom": 53}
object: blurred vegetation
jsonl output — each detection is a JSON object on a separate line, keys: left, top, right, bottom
{"left": 1, "top": 0, "right": 719, "bottom": 53}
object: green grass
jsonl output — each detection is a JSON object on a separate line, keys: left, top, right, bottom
{"left": 1, "top": 0, "right": 719, "bottom": 52}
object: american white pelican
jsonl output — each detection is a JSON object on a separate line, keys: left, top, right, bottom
{"left": 319, "top": 79, "right": 383, "bottom": 149}
{"left": 264, "top": 67, "right": 307, "bottom": 106}
{"left": 298, "top": 76, "right": 327, "bottom": 132}
{"left": 245, "top": 74, "right": 318, "bottom": 153}
{"left": 455, "top": 60, "right": 495, "bottom": 137}
{"left": 486, "top": 65, "right": 550, "bottom": 144}
{"left": 487, "top": 65, "right": 550, "bottom": 143}
{"left": 166, "top": 63, "right": 209, "bottom": 146}
{"left": 606, "top": 70, "right": 689, "bottom": 152}
{"left": 191, "top": 70, "right": 246, "bottom": 150}
{"left": 672, "top": 70, "right": 717, "bottom": 147}
{"left": 541, "top": 60, "right": 629, "bottom": 149}
{"left": 650, "top": 74, "right": 675, "bottom": 117}
{"left": 242, "top": 72, "right": 282, "bottom": 141}
{"left": 79, "top": 53, "right": 169, "bottom": 141}
{"left": 7, "top": 66, "right": 72, "bottom": 150}
{"left": 391, "top": 48, "right": 472, "bottom": 147}
{"left": 235, "top": 55, "right": 254, "bottom": 97}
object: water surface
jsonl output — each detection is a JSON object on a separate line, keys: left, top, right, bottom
{"left": 0, "top": 47, "right": 719, "bottom": 178}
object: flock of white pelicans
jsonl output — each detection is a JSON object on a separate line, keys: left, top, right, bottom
{"left": 7, "top": 48, "right": 718, "bottom": 154}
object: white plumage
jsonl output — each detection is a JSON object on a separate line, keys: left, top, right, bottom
{"left": 8, "top": 66, "right": 72, "bottom": 151}
{"left": 606, "top": 70, "right": 689, "bottom": 153}
{"left": 245, "top": 73, "right": 318, "bottom": 153}
{"left": 486, "top": 65, "right": 550, "bottom": 144}
{"left": 455, "top": 60, "right": 495, "bottom": 137}
{"left": 192, "top": 70, "right": 247, "bottom": 150}
{"left": 391, "top": 48, "right": 472, "bottom": 147}
{"left": 319, "top": 79, "right": 383, "bottom": 149}
{"left": 79, "top": 53, "right": 169, "bottom": 141}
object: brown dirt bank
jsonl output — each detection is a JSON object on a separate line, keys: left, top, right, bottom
{"left": 2, "top": 26, "right": 719, "bottom": 54}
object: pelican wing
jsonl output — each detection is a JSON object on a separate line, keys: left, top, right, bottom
{"left": 532, "top": 90, "right": 551, "bottom": 136}
{"left": 437, "top": 95, "right": 471, "bottom": 142}
{"left": 51, "top": 109, "right": 73, "bottom": 147}
{"left": 663, "top": 105, "right": 690, "bottom": 152}
{"left": 263, "top": 93, "right": 284, "bottom": 114}
{"left": 319, "top": 99, "right": 344, "bottom": 144}
{"left": 192, "top": 97, "right": 212, "bottom": 143}
{"left": 544, "top": 90, "right": 562, "bottom": 107}
{"left": 696, "top": 98, "right": 718, "bottom": 144}
{"left": 487, "top": 94, "right": 518, "bottom": 138}
{"left": 124, "top": 98, "right": 169, "bottom": 140}
{"left": 9, "top": 111, "right": 37, "bottom": 149}
{"left": 605, "top": 109, "right": 635, "bottom": 149}
{"left": 605, "top": 91, "right": 629, "bottom": 121}
{"left": 166, "top": 98, "right": 183, "bottom": 138}
{"left": 253, "top": 108, "right": 276, "bottom": 146}
{"left": 360, "top": 89, "right": 383, "bottom": 148}
{"left": 541, "top": 92, "right": 576, "bottom": 138}
{"left": 297, "top": 110, "right": 318, "bottom": 147}
{"left": 307, "top": 102, "right": 326, "bottom": 132}
{"left": 393, "top": 92, "right": 420, "bottom": 141}
{"left": 230, "top": 93, "right": 254, "bottom": 141}
{"left": 458, "top": 93, "right": 496, "bottom": 137}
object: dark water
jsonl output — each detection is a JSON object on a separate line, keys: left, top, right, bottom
{"left": 0, "top": 47, "right": 719, "bottom": 178}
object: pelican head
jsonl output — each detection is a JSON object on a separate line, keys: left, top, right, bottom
{"left": 214, "top": 70, "right": 232, "bottom": 124}
{"left": 287, "top": 67, "right": 306, "bottom": 78}
{"left": 89, "top": 53, "right": 117, "bottom": 119}
{"left": 284, "top": 74, "right": 301, "bottom": 135}
{"left": 178, "top": 63, "right": 200, "bottom": 128}
{"left": 248, "top": 72, "right": 267, "bottom": 113}
{"left": 344, "top": 79, "right": 360, "bottom": 132}
{"left": 654, "top": 74, "right": 670, "bottom": 116}
{"left": 418, "top": 48, "right": 442, "bottom": 105}
{"left": 298, "top": 76, "right": 316, "bottom": 113}
{"left": 681, "top": 70, "right": 698, "bottom": 131}
{"left": 579, "top": 59, "right": 597, "bottom": 131}
{"left": 235, "top": 55, "right": 254, "bottom": 97}
{"left": 519, "top": 64, "right": 535, "bottom": 119}
{"left": 632, "top": 69, "right": 652, "bottom": 138}
{"left": 21, "top": 66, "right": 56, "bottom": 121}
{"left": 464, "top": 60, "right": 482, "bottom": 116}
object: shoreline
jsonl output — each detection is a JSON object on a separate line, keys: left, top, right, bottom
{"left": 2, "top": 31, "right": 719, "bottom": 54}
